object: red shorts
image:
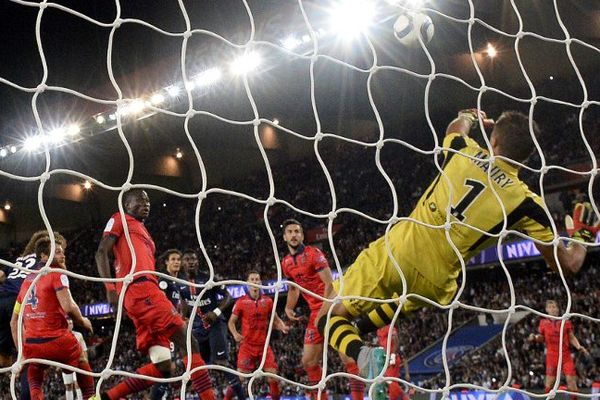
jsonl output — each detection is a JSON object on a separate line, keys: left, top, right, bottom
{"left": 546, "top": 352, "right": 576, "bottom": 377}
{"left": 384, "top": 353, "right": 401, "bottom": 378}
{"left": 125, "top": 280, "right": 185, "bottom": 354}
{"left": 237, "top": 343, "right": 278, "bottom": 372}
{"left": 24, "top": 332, "right": 82, "bottom": 367}
{"left": 304, "top": 311, "right": 324, "bottom": 345}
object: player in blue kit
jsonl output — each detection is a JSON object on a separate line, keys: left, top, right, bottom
{"left": 184, "top": 248, "right": 246, "bottom": 399}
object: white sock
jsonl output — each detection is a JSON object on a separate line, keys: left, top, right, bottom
{"left": 76, "top": 387, "right": 83, "bottom": 400}
{"left": 65, "top": 390, "right": 74, "bottom": 400}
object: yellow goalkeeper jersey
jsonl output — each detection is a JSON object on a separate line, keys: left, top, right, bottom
{"left": 388, "top": 132, "right": 555, "bottom": 289}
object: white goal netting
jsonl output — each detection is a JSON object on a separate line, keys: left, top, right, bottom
{"left": 1, "top": 0, "right": 599, "bottom": 400}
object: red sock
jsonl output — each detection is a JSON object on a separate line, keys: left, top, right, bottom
{"left": 305, "top": 365, "right": 325, "bottom": 400}
{"left": 389, "top": 381, "right": 404, "bottom": 400}
{"left": 106, "top": 362, "right": 163, "bottom": 399}
{"left": 28, "top": 363, "right": 46, "bottom": 400}
{"left": 269, "top": 380, "right": 281, "bottom": 400}
{"left": 345, "top": 361, "right": 365, "bottom": 400}
{"left": 76, "top": 361, "right": 96, "bottom": 399}
{"left": 183, "top": 353, "right": 214, "bottom": 400}
{"left": 224, "top": 385, "right": 234, "bottom": 400}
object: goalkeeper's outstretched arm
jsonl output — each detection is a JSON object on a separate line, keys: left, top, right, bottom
{"left": 446, "top": 109, "right": 495, "bottom": 137}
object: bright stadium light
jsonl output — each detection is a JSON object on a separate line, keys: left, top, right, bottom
{"left": 175, "top": 148, "right": 183, "bottom": 159}
{"left": 48, "top": 128, "right": 66, "bottom": 143}
{"left": 486, "top": 43, "right": 497, "bottom": 58}
{"left": 281, "top": 35, "right": 302, "bottom": 50}
{"left": 194, "top": 68, "right": 222, "bottom": 87}
{"left": 231, "top": 52, "right": 261, "bottom": 75}
{"left": 150, "top": 93, "right": 165, "bottom": 105}
{"left": 23, "top": 136, "right": 43, "bottom": 152}
{"left": 4, "top": 202, "right": 11, "bottom": 211}
{"left": 272, "top": 118, "right": 280, "bottom": 125}
{"left": 108, "top": 113, "right": 117, "bottom": 121}
{"left": 10, "top": 146, "right": 17, "bottom": 153}
{"left": 83, "top": 180, "right": 92, "bottom": 190}
{"left": 184, "top": 80, "right": 196, "bottom": 91}
{"left": 95, "top": 115, "right": 106, "bottom": 124}
{"left": 328, "top": 0, "right": 376, "bottom": 38}
{"left": 0, "top": 148, "right": 7, "bottom": 158}
{"left": 67, "top": 124, "right": 81, "bottom": 136}
{"left": 166, "top": 85, "right": 180, "bottom": 97}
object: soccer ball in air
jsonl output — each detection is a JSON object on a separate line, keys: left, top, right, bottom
{"left": 393, "top": 12, "right": 434, "bottom": 48}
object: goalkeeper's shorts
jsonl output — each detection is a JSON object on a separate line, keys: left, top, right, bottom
{"left": 332, "top": 237, "right": 456, "bottom": 317}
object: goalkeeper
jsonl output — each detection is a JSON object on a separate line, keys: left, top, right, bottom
{"left": 316, "top": 109, "right": 597, "bottom": 378}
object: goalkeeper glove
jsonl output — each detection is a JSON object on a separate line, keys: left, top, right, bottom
{"left": 458, "top": 108, "right": 495, "bottom": 130}
{"left": 565, "top": 201, "right": 600, "bottom": 243}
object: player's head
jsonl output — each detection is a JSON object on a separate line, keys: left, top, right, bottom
{"left": 246, "top": 270, "right": 261, "bottom": 296}
{"left": 545, "top": 300, "right": 560, "bottom": 316}
{"left": 161, "top": 249, "right": 182, "bottom": 275}
{"left": 123, "top": 189, "right": 150, "bottom": 220}
{"left": 182, "top": 249, "right": 199, "bottom": 272}
{"left": 490, "top": 111, "right": 540, "bottom": 163}
{"left": 282, "top": 219, "right": 304, "bottom": 250}
{"left": 22, "top": 230, "right": 66, "bottom": 257}
{"left": 34, "top": 236, "right": 66, "bottom": 268}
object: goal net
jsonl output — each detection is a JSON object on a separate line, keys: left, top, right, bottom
{"left": 0, "top": 0, "right": 599, "bottom": 399}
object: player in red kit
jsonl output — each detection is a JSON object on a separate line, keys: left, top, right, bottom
{"left": 377, "top": 325, "right": 411, "bottom": 400}
{"left": 93, "top": 189, "right": 215, "bottom": 400}
{"left": 529, "top": 300, "right": 588, "bottom": 398}
{"left": 10, "top": 236, "right": 95, "bottom": 400}
{"left": 281, "top": 219, "right": 365, "bottom": 400}
{"left": 228, "top": 271, "right": 289, "bottom": 400}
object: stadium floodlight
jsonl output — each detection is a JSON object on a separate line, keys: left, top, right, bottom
{"left": 486, "top": 43, "right": 497, "bottom": 58}
{"left": 230, "top": 52, "right": 261, "bottom": 75}
{"left": 175, "top": 148, "right": 183, "bottom": 159}
{"left": 9, "top": 146, "right": 17, "bottom": 153}
{"left": 150, "top": 93, "right": 165, "bottom": 105}
{"left": 83, "top": 180, "right": 92, "bottom": 190}
{"left": 23, "top": 136, "right": 43, "bottom": 152}
{"left": 281, "top": 35, "right": 302, "bottom": 50}
{"left": 67, "top": 124, "right": 81, "bottom": 136}
{"left": 166, "top": 85, "right": 180, "bottom": 97}
{"left": 3, "top": 202, "right": 10, "bottom": 211}
{"left": 328, "top": 0, "right": 376, "bottom": 38}
{"left": 48, "top": 128, "right": 66, "bottom": 143}
{"left": 0, "top": 148, "right": 7, "bottom": 158}
{"left": 95, "top": 115, "right": 106, "bottom": 124}
{"left": 184, "top": 80, "right": 196, "bottom": 91}
{"left": 108, "top": 113, "right": 117, "bottom": 121}
{"left": 194, "top": 68, "right": 222, "bottom": 87}
{"left": 272, "top": 118, "right": 280, "bottom": 125}
{"left": 129, "top": 100, "right": 145, "bottom": 114}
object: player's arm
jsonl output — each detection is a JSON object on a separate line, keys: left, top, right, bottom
{"left": 228, "top": 313, "right": 243, "bottom": 343}
{"left": 445, "top": 109, "right": 494, "bottom": 137}
{"left": 10, "top": 301, "right": 21, "bottom": 349}
{"left": 56, "top": 286, "right": 93, "bottom": 334}
{"left": 568, "top": 329, "right": 589, "bottom": 356}
{"left": 284, "top": 282, "right": 301, "bottom": 322}
{"left": 317, "top": 266, "right": 335, "bottom": 299}
{"left": 204, "top": 285, "right": 233, "bottom": 324}
{"left": 403, "top": 358, "right": 410, "bottom": 382}
{"left": 535, "top": 242, "right": 586, "bottom": 276}
{"left": 274, "top": 313, "right": 289, "bottom": 334}
{"left": 95, "top": 235, "right": 118, "bottom": 308}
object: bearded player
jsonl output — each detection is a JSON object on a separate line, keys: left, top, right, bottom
{"left": 93, "top": 189, "right": 214, "bottom": 400}
{"left": 228, "top": 271, "right": 289, "bottom": 400}
{"left": 10, "top": 236, "right": 95, "bottom": 400}
{"left": 316, "top": 109, "right": 596, "bottom": 377}
{"left": 282, "top": 219, "right": 365, "bottom": 400}
{"left": 529, "top": 300, "right": 588, "bottom": 398}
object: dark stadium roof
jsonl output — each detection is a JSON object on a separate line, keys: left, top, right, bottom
{"left": 0, "top": 0, "right": 599, "bottom": 240}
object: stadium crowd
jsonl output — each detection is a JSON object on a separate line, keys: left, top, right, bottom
{"left": 0, "top": 102, "right": 598, "bottom": 399}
